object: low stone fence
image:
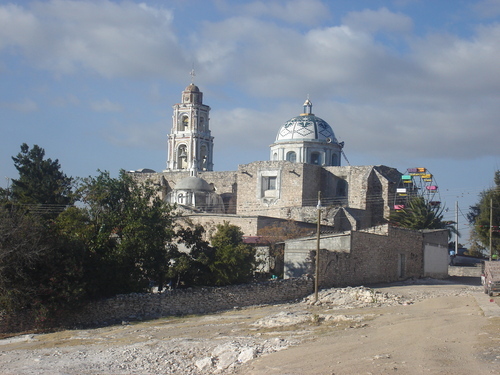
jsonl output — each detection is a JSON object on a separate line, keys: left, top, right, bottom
{"left": 68, "top": 277, "right": 313, "bottom": 327}
{"left": 448, "top": 265, "right": 482, "bottom": 277}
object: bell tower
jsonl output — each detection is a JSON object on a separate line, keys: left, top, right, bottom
{"left": 166, "top": 79, "right": 213, "bottom": 172}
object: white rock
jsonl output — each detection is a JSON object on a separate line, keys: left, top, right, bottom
{"left": 195, "top": 356, "right": 213, "bottom": 371}
{"left": 216, "top": 349, "right": 239, "bottom": 370}
{"left": 238, "top": 347, "right": 256, "bottom": 363}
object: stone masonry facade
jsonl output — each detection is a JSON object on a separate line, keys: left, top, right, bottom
{"left": 284, "top": 225, "right": 449, "bottom": 288}
{"left": 131, "top": 162, "right": 401, "bottom": 235}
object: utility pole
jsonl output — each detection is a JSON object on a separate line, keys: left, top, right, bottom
{"left": 314, "top": 191, "right": 322, "bottom": 302}
{"left": 455, "top": 201, "right": 458, "bottom": 255}
{"left": 490, "top": 198, "right": 493, "bottom": 261}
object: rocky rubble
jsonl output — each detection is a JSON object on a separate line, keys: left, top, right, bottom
{"left": 303, "top": 286, "right": 414, "bottom": 308}
{"left": 0, "top": 281, "right": 481, "bottom": 375}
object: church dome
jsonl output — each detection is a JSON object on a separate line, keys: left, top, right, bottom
{"left": 275, "top": 114, "right": 338, "bottom": 144}
{"left": 175, "top": 176, "right": 212, "bottom": 191}
{"left": 184, "top": 83, "right": 200, "bottom": 93}
{"left": 270, "top": 98, "right": 343, "bottom": 166}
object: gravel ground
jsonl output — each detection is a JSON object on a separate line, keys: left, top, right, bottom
{"left": 0, "top": 278, "right": 496, "bottom": 375}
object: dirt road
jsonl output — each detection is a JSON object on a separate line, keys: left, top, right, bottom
{"left": 0, "top": 278, "right": 499, "bottom": 374}
{"left": 239, "top": 291, "right": 500, "bottom": 375}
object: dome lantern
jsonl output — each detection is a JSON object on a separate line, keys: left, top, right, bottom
{"left": 302, "top": 97, "right": 313, "bottom": 115}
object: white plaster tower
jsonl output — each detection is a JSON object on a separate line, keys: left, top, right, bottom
{"left": 166, "top": 80, "right": 213, "bottom": 172}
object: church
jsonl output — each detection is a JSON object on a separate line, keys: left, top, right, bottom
{"left": 130, "top": 82, "right": 450, "bottom": 283}
{"left": 131, "top": 82, "right": 402, "bottom": 236}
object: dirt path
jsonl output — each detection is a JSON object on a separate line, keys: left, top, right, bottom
{"left": 238, "top": 293, "right": 499, "bottom": 375}
{"left": 0, "top": 279, "right": 499, "bottom": 374}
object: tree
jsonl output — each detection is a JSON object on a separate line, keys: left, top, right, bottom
{"left": 74, "top": 170, "right": 177, "bottom": 296}
{"left": 468, "top": 170, "right": 500, "bottom": 258}
{"left": 389, "top": 196, "right": 457, "bottom": 237}
{"left": 0, "top": 144, "right": 84, "bottom": 332}
{"left": 0, "top": 187, "right": 8, "bottom": 203}
{"left": 9, "top": 144, "right": 74, "bottom": 214}
{"left": 169, "top": 224, "right": 215, "bottom": 288}
{"left": 0, "top": 207, "right": 87, "bottom": 331}
{"left": 209, "top": 222, "right": 256, "bottom": 286}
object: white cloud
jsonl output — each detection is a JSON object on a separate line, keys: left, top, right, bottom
{"left": 474, "top": 0, "right": 500, "bottom": 18}
{"left": 193, "top": 8, "right": 500, "bottom": 161}
{"left": 411, "top": 24, "right": 500, "bottom": 94}
{"left": 0, "top": 0, "right": 185, "bottom": 78}
{"left": 0, "top": 3, "right": 38, "bottom": 49}
{"left": 1, "top": 1, "right": 498, "bottom": 163}
{"left": 342, "top": 7, "right": 413, "bottom": 35}
{"left": 216, "top": 0, "right": 330, "bottom": 26}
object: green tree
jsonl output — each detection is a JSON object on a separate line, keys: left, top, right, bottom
{"left": 390, "top": 196, "right": 457, "bottom": 237}
{"left": 468, "top": 170, "right": 500, "bottom": 258}
{"left": 10, "top": 144, "right": 74, "bottom": 210}
{"left": 168, "top": 224, "right": 215, "bottom": 288}
{"left": 0, "top": 145, "right": 83, "bottom": 332}
{"left": 75, "top": 170, "right": 177, "bottom": 296}
{"left": 0, "top": 207, "right": 86, "bottom": 331}
{"left": 209, "top": 222, "right": 256, "bottom": 286}
{"left": 0, "top": 187, "right": 8, "bottom": 203}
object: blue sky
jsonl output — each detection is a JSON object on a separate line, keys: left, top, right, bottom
{"left": 1, "top": 0, "right": 499, "bottom": 245}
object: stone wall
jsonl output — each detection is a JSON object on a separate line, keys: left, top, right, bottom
{"left": 328, "top": 226, "right": 424, "bottom": 286}
{"left": 67, "top": 278, "right": 313, "bottom": 327}
{"left": 180, "top": 213, "right": 326, "bottom": 239}
{"left": 284, "top": 225, "right": 448, "bottom": 287}
{"left": 448, "top": 265, "right": 483, "bottom": 277}
{"left": 131, "top": 162, "right": 402, "bottom": 236}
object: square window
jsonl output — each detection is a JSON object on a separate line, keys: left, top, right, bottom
{"left": 264, "top": 176, "right": 277, "bottom": 190}
{"left": 258, "top": 170, "right": 280, "bottom": 200}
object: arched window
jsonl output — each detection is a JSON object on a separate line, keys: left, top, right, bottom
{"left": 311, "top": 152, "right": 321, "bottom": 165}
{"left": 178, "top": 115, "right": 189, "bottom": 131}
{"left": 286, "top": 151, "right": 296, "bottom": 162}
{"left": 177, "top": 145, "right": 188, "bottom": 169}
{"left": 200, "top": 145, "right": 208, "bottom": 170}
{"left": 273, "top": 153, "right": 278, "bottom": 161}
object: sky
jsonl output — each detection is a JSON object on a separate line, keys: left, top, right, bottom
{"left": 1, "top": 0, "right": 499, "bottom": 246}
